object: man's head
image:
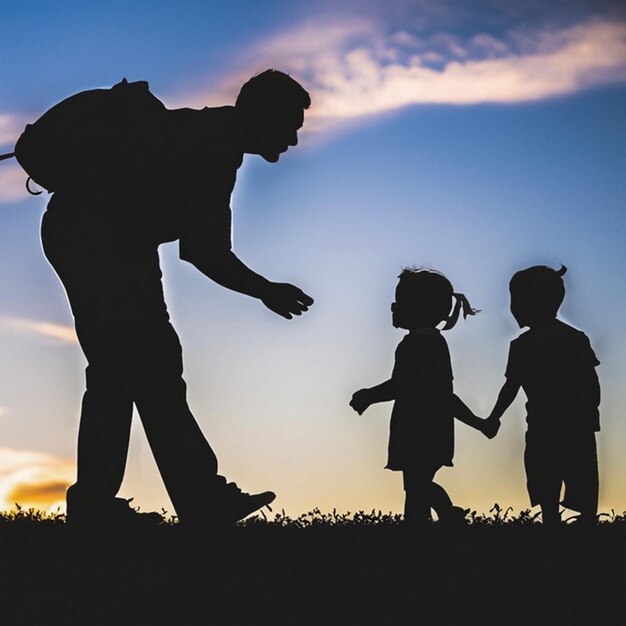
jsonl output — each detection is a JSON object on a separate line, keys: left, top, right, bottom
{"left": 236, "top": 69, "right": 311, "bottom": 162}
{"left": 509, "top": 265, "right": 567, "bottom": 328}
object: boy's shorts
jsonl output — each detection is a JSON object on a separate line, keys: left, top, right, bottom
{"left": 524, "top": 428, "right": 598, "bottom": 513}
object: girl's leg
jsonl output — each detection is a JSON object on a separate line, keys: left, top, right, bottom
{"left": 403, "top": 470, "right": 432, "bottom": 525}
{"left": 430, "top": 482, "right": 453, "bottom": 517}
{"left": 428, "top": 465, "right": 466, "bottom": 524}
{"left": 539, "top": 500, "right": 561, "bottom": 526}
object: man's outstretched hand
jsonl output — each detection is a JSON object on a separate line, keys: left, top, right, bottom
{"left": 261, "top": 282, "right": 314, "bottom": 319}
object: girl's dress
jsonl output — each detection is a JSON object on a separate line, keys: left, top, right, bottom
{"left": 386, "top": 328, "right": 454, "bottom": 472}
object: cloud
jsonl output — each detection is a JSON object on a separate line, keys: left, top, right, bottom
{"left": 167, "top": 17, "right": 626, "bottom": 134}
{"left": 0, "top": 163, "right": 32, "bottom": 205}
{"left": 0, "top": 113, "right": 25, "bottom": 149}
{"left": 8, "top": 480, "right": 69, "bottom": 506}
{"left": 0, "top": 447, "right": 74, "bottom": 512}
{"left": 0, "top": 317, "right": 78, "bottom": 344}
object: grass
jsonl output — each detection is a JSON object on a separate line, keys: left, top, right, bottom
{"left": 2, "top": 501, "right": 625, "bottom": 527}
{"left": 1, "top": 505, "right": 624, "bottom": 625}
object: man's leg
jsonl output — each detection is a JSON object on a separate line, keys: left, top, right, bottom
{"left": 42, "top": 202, "right": 272, "bottom": 525}
{"left": 131, "top": 324, "right": 275, "bottom": 524}
{"left": 42, "top": 206, "right": 143, "bottom": 520}
{"left": 131, "top": 327, "right": 223, "bottom": 521}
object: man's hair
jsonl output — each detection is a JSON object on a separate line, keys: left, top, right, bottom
{"left": 236, "top": 69, "right": 311, "bottom": 121}
{"left": 509, "top": 265, "right": 567, "bottom": 316}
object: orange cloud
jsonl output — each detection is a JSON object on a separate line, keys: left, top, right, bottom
{"left": 8, "top": 480, "right": 69, "bottom": 507}
{"left": 0, "top": 448, "right": 74, "bottom": 512}
{"left": 0, "top": 316, "right": 78, "bottom": 344}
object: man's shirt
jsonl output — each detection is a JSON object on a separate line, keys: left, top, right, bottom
{"left": 83, "top": 105, "right": 245, "bottom": 259}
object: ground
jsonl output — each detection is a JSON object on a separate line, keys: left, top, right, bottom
{"left": 1, "top": 509, "right": 624, "bottom": 625}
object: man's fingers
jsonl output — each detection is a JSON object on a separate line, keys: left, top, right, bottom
{"left": 298, "top": 291, "right": 314, "bottom": 306}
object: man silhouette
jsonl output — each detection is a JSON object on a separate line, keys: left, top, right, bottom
{"left": 40, "top": 69, "right": 313, "bottom": 526}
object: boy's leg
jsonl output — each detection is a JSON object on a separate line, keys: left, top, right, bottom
{"left": 562, "top": 431, "right": 599, "bottom": 524}
{"left": 524, "top": 429, "right": 562, "bottom": 525}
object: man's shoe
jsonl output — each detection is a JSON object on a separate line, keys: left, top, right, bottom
{"left": 223, "top": 488, "right": 276, "bottom": 524}
{"left": 66, "top": 489, "right": 164, "bottom": 528}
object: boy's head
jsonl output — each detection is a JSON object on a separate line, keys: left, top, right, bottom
{"left": 509, "top": 265, "right": 567, "bottom": 328}
{"left": 392, "top": 268, "right": 454, "bottom": 330}
{"left": 236, "top": 69, "right": 311, "bottom": 163}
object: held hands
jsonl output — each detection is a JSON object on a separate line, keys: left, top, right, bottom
{"left": 480, "top": 416, "right": 501, "bottom": 440}
{"left": 261, "top": 282, "right": 314, "bottom": 319}
{"left": 350, "top": 389, "right": 372, "bottom": 415}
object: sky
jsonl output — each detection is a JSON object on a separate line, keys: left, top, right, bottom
{"left": 0, "top": 0, "right": 625, "bottom": 519}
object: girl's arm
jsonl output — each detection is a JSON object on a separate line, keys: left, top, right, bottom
{"left": 350, "top": 379, "right": 395, "bottom": 415}
{"left": 451, "top": 394, "right": 485, "bottom": 431}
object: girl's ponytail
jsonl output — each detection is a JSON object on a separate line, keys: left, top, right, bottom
{"left": 441, "top": 293, "right": 479, "bottom": 330}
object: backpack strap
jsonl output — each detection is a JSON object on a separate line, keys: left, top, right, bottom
{"left": 26, "top": 177, "right": 43, "bottom": 195}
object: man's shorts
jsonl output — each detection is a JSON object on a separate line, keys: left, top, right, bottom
{"left": 524, "top": 428, "right": 598, "bottom": 513}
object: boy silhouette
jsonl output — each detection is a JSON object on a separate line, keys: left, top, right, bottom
{"left": 483, "top": 265, "right": 601, "bottom": 525}
{"left": 41, "top": 70, "right": 313, "bottom": 526}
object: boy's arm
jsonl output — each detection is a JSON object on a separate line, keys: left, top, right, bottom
{"left": 350, "top": 379, "right": 395, "bottom": 415}
{"left": 488, "top": 378, "right": 520, "bottom": 421}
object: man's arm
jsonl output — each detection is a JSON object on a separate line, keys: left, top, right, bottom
{"left": 181, "top": 248, "right": 313, "bottom": 319}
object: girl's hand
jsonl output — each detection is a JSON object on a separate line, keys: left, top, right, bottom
{"left": 481, "top": 417, "right": 501, "bottom": 439}
{"left": 350, "top": 389, "right": 372, "bottom": 415}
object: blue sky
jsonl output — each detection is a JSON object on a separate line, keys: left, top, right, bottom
{"left": 0, "top": 0, "right": 625, "bottom": 517}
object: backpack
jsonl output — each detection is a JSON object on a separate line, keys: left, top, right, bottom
{"left": 2, "top": 78, "right": 166, "bottom": 195}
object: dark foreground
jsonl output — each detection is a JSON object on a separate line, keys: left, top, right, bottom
{"left": 1, "top": 510, "right": 624, "bottom": 626}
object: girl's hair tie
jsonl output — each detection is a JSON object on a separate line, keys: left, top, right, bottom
{"left": 441, "top": 292, "right": 480, "bottom": 330}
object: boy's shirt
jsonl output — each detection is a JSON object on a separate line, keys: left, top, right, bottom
{"left": 505, "top": 319, "right": 600, "bottom": 432}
